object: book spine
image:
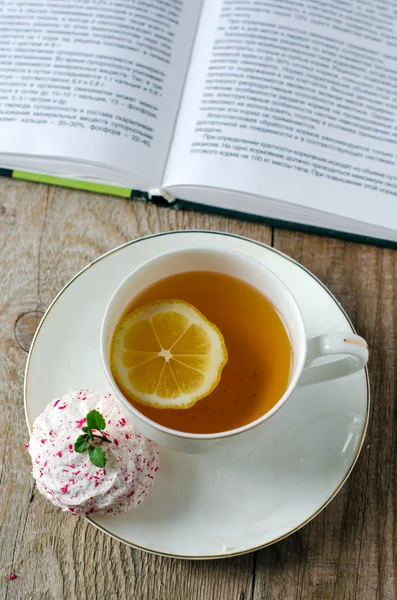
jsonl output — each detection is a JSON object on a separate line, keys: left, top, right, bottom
{"left": 148, "top": 188, "right": 175, "bottom": 203}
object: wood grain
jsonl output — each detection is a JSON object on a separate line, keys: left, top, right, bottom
{"left": 0, "top": 180, "right": 269, "bottom": 600}
{"left": 0, "top": 179, "right": 395, "bottom": 600}
{"left": 252, "top": 232, "right": 397, "bottom": 600}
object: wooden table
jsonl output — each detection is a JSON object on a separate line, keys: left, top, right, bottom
{"left": 0, "top": 178, "right": 395, "bottom": 600}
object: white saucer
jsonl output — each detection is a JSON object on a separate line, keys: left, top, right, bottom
{"left": 24, "top": 232, "right": 369, "bottom": 559}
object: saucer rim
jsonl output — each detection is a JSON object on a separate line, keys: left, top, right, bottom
{"left": 24, "top": 230, "right": 370, "bottom": 560}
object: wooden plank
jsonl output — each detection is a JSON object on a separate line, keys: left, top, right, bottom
{"left": 0, "top": 181, "right": 273, "bottom": 600}
{"left": 252, "top": 230, "right": 397, "bottom": 600}
{"left": 2, "top": 180, "right": 395, "bottom": 600}
{"left": 0, "top": 178, "right": 50, "bottom": 600}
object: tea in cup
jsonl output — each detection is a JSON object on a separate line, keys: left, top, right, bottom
{"left": 101, "top": 248, "right": 368, "bottom": 453}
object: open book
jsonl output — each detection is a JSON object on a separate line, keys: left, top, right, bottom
{"left": 1, "top": 0, "right": 397, "bottom": 246}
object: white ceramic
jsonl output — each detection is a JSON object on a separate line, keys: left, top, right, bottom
{"left": 101, "top": 247, "right": 368, "bottom": 453}
{"left": 24, "top": 231, "right": 369, "bottom": 559}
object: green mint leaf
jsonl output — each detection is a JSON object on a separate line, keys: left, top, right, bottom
{"left": 86, "top": 410, "right": 106, "bottom": 431}
{"left": 81, "top": 426, "right": 90, "bottom": 433}
{"left": 89, "top": 446, "right": 106, "bottom": 468}
{"left": 74, "top": 434, "right": 90, "bottom": 453}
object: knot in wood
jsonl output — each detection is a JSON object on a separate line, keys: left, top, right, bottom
{"left": 14, "top": 311, "right": 44, "bottom": 352}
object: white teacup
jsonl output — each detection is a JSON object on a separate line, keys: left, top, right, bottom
{"left": 100, "top": 248, "right": 368, "bottom": 453}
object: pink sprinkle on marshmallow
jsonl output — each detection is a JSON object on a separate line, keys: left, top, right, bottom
{"left": 28, "top": 390, "right": 159, "bottom": 517}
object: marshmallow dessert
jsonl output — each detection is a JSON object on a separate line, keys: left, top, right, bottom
{"left": 28, "top": 390, "right": 159, "bottom": 516}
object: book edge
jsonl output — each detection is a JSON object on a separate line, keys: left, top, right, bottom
{"left": 2, "top": 170, "right": 396, "bottom": 249}
{"left": 11, "top": 170, "right": 138, "bottom": 199}
{"left": 161, "top": 196, "right": 397, "bottom": 250}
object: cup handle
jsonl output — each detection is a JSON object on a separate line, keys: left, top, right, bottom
{"left": 297, "top": 333, "right": 369, "bottom": 387}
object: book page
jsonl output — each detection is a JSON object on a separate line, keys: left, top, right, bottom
{"left": 0, "top": 0, "right": 201, "bottom": 189}
{"left": 164, "top": 0, "right": 397, "bottom": 230}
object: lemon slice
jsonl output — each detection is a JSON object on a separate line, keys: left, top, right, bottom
{"left": 111, "top": 300, "right": 228, "bottom": 409}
